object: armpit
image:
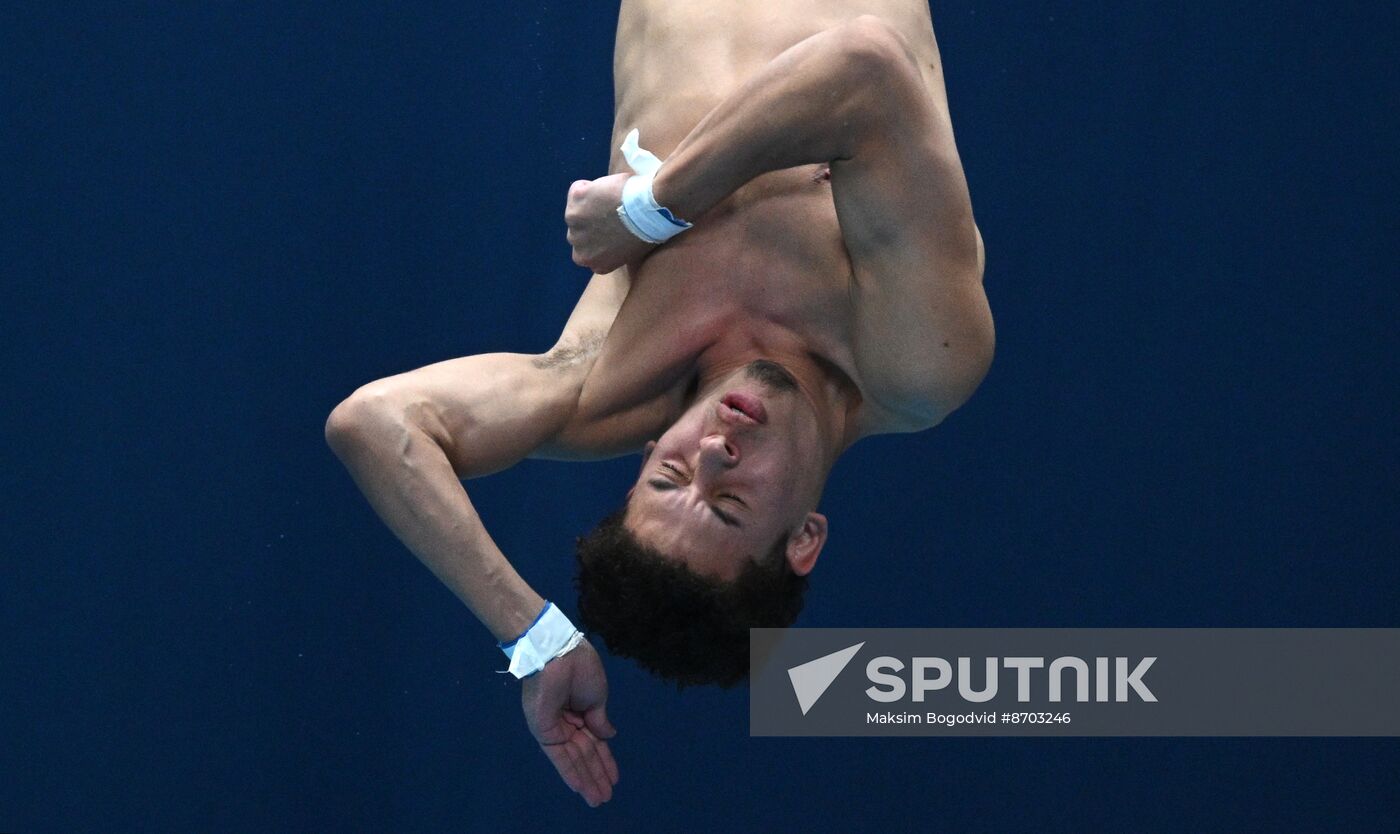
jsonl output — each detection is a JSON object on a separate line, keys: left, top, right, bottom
{"left": 533, "top": 329, "right": 606, "bottom": 372}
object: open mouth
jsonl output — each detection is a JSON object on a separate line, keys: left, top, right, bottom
{"left": 720, "top": 392, "right": 767, "bottom": 425}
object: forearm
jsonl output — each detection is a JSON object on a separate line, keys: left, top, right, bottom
{"left": 326, "top": 404, "right": 544, "bottom": 643}
{"left": 652, "top": 17, "right": 895, "bottom": 220}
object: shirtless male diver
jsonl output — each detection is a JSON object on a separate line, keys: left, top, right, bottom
{"left": 326, "top": 0, "right": 992, "bottom": 807}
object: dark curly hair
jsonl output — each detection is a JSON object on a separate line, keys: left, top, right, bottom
{"left": 574, "top": 505, "right": 809, "bottom": 688}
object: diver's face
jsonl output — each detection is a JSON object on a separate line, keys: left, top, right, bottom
{"left": 626, "top": 362, "right": 826, "bottom": 580}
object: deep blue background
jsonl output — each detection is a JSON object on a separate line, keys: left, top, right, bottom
{"left": 4, "top": 1, "right": 1397, "bottom": 831}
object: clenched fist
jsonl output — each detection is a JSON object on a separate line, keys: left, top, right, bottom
{"left": 564, "top": 173, "right": 656, "bottom": 274}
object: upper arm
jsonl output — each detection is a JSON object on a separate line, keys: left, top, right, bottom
{"left": 341, "top": 269, "right": 631, "bottom": 479}
{"left": 830, "top": 16, "right": 994, "bottom": 425}
{"left": 831, "top": 16, "right": 978, "bottom": 273}
{"left": 349, "top": 351, "right": 587, "bottom": 480}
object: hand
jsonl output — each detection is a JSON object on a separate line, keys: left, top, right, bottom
{"left": 564, "top": 173, "right": 656, "bottom": 273}
{"left": 520, "top": 637, "right": 619, "bottom": 807}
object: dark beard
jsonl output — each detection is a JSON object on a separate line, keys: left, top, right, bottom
{"left": 744, "top": 359, "right": 799, "bottom": 393}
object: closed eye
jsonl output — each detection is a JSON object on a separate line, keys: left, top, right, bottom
{"left": 647, "top": 462, "right": 685, "bottom": 489}
{"left": 651, "top": 462, "right": 744, "bottom": 528}
{"left": 711, "top": 505, "right": 741, "bottom": 528}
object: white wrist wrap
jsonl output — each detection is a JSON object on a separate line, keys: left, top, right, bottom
{"left": 615, "top": 128, "right": 693, "bottom": 245}
{"left": 498, "top": 602, "right": 583, "bottom": 679}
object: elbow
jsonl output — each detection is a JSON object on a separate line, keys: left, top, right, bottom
{"left": 946, "top": 306, "right": 997, "bottom": 415}
{"left": 325, "top": 384, "right": 404, "bottom": 461}
{"left": 324, "top": 393, "right": 370, "bottom": 461}
{"left": 324, "top": 398, "right": 359, "bottom": 459}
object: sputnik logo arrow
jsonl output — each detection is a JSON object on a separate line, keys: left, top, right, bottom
{"left": 787, "top": 642, "right": 865, "bottom": 715}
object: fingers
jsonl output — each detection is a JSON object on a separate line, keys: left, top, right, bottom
{"left": 543, "top": 738, "right": 597, "bottom": 805}
{"left": 541, "top": 727, "right": 618, "bottom": 808}
{"left": 585, "top": 727, "right": 620, "bottom": 785}
{"left": 569, "top": 730, "right": 613, "bottom": 806}
{"left": 584, "top": 705, "right": 616, "bottom": 740}
{"left": 541, "top": 741, "right": 597, "bottom": 806}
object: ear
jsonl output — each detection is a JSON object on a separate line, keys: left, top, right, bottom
{"left": 785, "top": 512, "right": 828, "bottom": 577}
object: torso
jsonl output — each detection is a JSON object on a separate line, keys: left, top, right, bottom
{"left": 574, "top": 0, "right": 958, "bottom": 444}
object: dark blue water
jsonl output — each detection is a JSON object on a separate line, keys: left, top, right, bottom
{"left": 4, "top": 2, "right": 1397, "bottom": 831}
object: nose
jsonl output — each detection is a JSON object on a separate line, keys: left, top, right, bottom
{"left": 697, "top": 434, "right": 739, "bottom": 471}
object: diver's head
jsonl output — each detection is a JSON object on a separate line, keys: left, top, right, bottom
{"left": 626, "top": 358, "right": 832, "bottom": 580}
{"left": 572, "top": 359, "right": 832, "bottom": 687}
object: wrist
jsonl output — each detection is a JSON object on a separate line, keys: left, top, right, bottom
{"left": 498, "top": 601, "right": 583, "bottom": 679}
{"left": 615, "top": 129, "right": 694, "bottom": 245}
{"left": 648, "top": 163, "right": 691, "bottom": 224}
{"left": 484, "top": 583, "right": 548, "bottom": 645}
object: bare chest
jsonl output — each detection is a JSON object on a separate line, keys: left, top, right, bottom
{"left": 576, "top": 173, "right": 862, "bottom": 424}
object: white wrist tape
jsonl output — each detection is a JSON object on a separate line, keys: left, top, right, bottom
{"left": 615, "top": 128, "right": 693, "bottom": 245}
{"left": 498, "top": 602, "right": 584, "bottom": 679}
